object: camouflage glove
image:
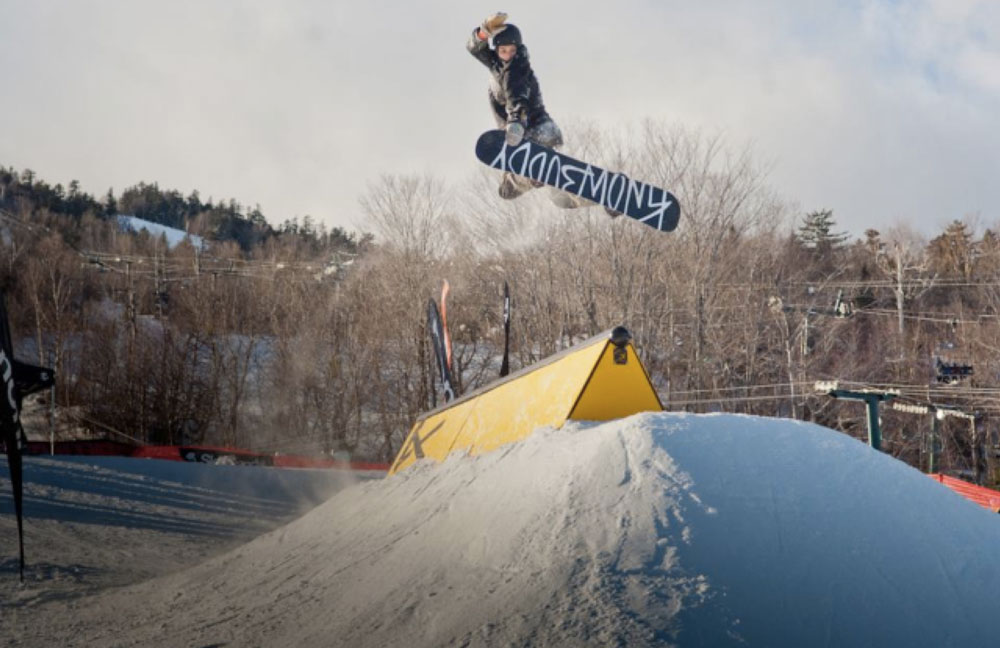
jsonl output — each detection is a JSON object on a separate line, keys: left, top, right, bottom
{"left": 478, "top": 12, "right": 508, "bottom": 40}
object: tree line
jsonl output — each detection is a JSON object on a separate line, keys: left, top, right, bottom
{"left": 3, "top": 122, "right": 999, "bottom": 485}
{"left": 0, "top": 166, "right": 361, "bottom": 253}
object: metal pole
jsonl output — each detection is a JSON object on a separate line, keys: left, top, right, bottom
{"left": 929, "top": 414, "right": 939, "bottom": 473}
{"left": 864, "top": 396, "right": 882, "bottom": 451}
{"left": 816, "top": 384, "right": 897, "bottom": 452}
{"left": 971, "top": 418, "right": 980, "bottom": 485}
{"left": 49, "top": 352, "right": 56, "bottom": 455}
{"left": 801, "top": 313, "right": 809, "bottom": 357}
{"left": 895, "top": 244, "right": 905, "bottom": 338}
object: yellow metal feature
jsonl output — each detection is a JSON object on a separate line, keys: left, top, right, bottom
{"left": 569, "top": 342, "right": 663, "bottom": 421}
{"left": 389, "top": 328, "right": 662, "bottom": 475}
{"left": 387, "top": 398, "right": 478, "bottom": 474}
{"left": 462, "top": 338, "right": 605, "bottom": 456}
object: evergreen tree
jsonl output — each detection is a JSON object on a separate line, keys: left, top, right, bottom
{"left": 104, "top": 188, "right": 117, "bottom": 217}
{"left": 186, "top": 190, "right": 202, "bottom": 213}
{"left": 797, "top": 209, "right": 849, "bottom": 253}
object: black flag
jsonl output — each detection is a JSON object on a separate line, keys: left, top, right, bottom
{"left": 0, "top": 293, "right": 55, "bottom": 582}
{"left": 500, "top": 281, "right": 511, "bottom": 378}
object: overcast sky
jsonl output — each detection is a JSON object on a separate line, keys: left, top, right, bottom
{"left": 2, "top": 0, "right": 998, "bottom": 238}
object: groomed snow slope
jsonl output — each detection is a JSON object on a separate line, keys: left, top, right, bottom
{"left": 117, "top": 215, "right": 205, "bottom": 249}
{"left": 1, "top": 456, "right": 374, "bottom": 605}
{"left": 6, "top": 412, "right": 1000, "bottom": 647}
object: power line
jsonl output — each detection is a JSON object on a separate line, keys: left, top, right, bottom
{"left": 666, "top": 392, "right": 824, "bottom": 406}
{"left": 659, "top": 376, "right": 1000, "bottom": 410}
{"left": 666, "top": 381, "right": 817, "bottom": 396}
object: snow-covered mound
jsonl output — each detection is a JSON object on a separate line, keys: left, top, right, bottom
{"left": 6, "top": 412, "right": 1000, "bottom": 647}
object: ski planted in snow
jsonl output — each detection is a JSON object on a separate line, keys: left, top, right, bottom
{"left": 427, "top": 298, "right": 455, "bottom": 403}
{"left": 440, "top": 280, "right": 454, "bottom": 375}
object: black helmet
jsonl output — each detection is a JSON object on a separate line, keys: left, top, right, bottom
{"left": 493, "top": 24, "right": 522, "bottom": 47}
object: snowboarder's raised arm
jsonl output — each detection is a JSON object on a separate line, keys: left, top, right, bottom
{"left": 466, "top": 12, "right": 508, "bottom": 67}
{"left": 466, "top": 28, "right": 496, "bottom": 67}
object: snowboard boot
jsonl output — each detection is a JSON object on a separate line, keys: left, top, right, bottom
{"left": 498, "top": 172, "right": 529, "bottom": 200}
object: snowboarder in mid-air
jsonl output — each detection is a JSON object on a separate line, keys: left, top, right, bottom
{"left": 468, "top": 12, "right": 680, "bottom": 230}
{"left": 466, "top": 12, "right": 569, "bottom": 202}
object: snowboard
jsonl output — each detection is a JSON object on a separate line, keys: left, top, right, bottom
{"left": 475, "top": 129, "right": 680, "bottom": 232}
{"left": 427, "top": 299, "right": 455, "bottom": 402}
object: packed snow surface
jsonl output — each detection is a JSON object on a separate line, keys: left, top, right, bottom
{"left": 0, "top": 456, "right": 372, "bottom": 604}
{"left": 4, "top": 412, "right": 1000, "bottom": 647}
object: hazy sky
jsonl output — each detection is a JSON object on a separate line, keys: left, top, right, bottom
{"left": 2, "top": 0, "right": 998, "bottom": 238}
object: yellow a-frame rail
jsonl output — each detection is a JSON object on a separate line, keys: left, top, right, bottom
{"left": 389, "top": 327, "right": 662, "bottom": 475}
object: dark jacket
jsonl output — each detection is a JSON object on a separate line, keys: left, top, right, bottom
{"left": 466, "top": 28, "right": 551, "bottom": 129}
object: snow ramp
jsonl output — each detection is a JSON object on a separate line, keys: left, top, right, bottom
{"left": 389, "top": 327, "right": 662, "bottom": 474}
{"left": 13, "top": 413, "right": 1000, "bottom": 647}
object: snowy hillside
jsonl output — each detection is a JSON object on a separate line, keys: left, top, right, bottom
{"left": 117, "top": 215, "right": 205, "bottom": 249}
{"left": 5, "top": 412, "right": 1000, "bottom": 647}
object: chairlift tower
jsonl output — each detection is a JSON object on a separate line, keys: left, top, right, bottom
{"left": 814, "top": 381, "right": 899, "bottom": 451}
{"left": 938, "top": 408, "right": 979, "bottom": 483}
{"left": 892, "top": 402, "right": 942, "bottom": 473}
{"left": 892, "top": 402, "right": 978, "bottom": 479}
